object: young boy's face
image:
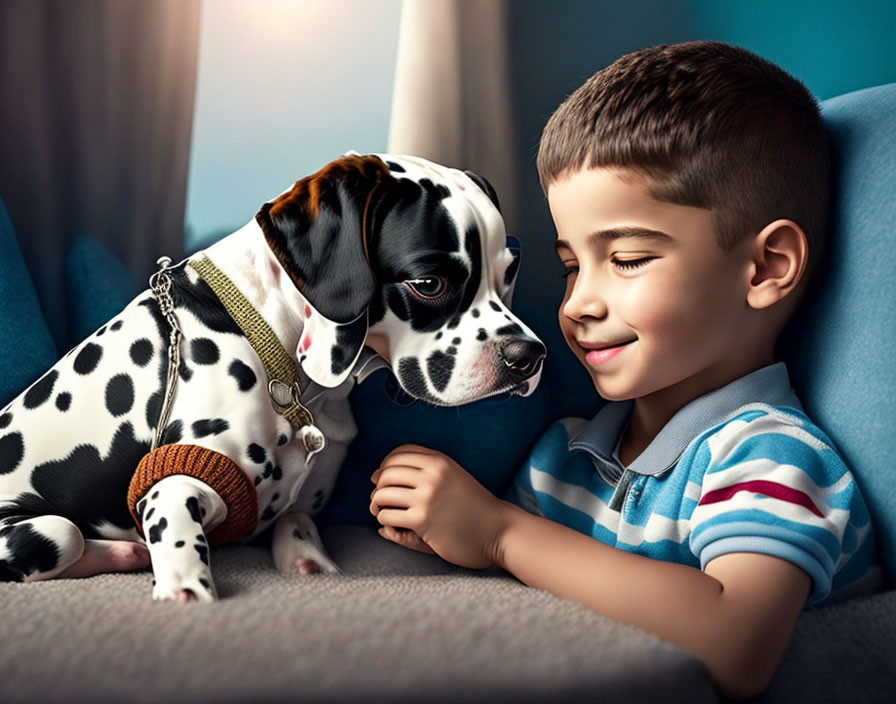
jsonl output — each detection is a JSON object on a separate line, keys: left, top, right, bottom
{"left": 549, "top": 166, "right": 757, "bottom": 404}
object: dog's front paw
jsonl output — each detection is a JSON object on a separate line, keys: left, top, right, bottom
{"left": 272, "top": 513, "right": 341, "bottom": 575}
{"left": 152, "top": 569, "right": 218, "bottom": 603}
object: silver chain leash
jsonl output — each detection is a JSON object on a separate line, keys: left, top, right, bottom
{"left": 148, "top": 256, "right": 183, "bottom": 451}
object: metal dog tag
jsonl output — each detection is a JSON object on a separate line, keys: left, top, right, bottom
{"left": 300, "top": 424, "right": 326, "bottom": 464}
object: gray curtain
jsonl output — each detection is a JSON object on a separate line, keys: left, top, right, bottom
{"left": 0, "top": 0, "right": 201, "bottom": 346}
{"left": 387, "top": 0, "right": 519, "bottom": 233}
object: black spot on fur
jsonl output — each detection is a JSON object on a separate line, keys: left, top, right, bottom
{"left": 130, "top": 339, "right": 154, "bottom": 367}
{"left": 111, "top": 320, "right": 123, "bottom": 331}
{"left": 148, "top": 517, "right": 168, "bottom": 544}
{"left": 331, "top": 318, "right": 367, "bottom": 377}
{"left": 435, "top": 331, "right": 443, "bottom": 340}
{"left": 105, "top": 374, "right": 135, "bottom": 416}
{"left": 178, "top": 359, "right": 193, "bottom": 382}
{"left": 0, "top": 432, "right": 24, "bottom": 475}
{"left": 248, "top": 443, "right": 266, "bottom": 464}
{"left": 426, "top": 351, "right": 455, "bottom": 392}
{"left": 446, "top": 346, "right": 457, "bottom": 356}
{"left": 472, "top": 308, "right": 480, "bottom": 318}
{"left": 489, "top": 301, "right": 501, "bottom": 312}
{"left": 146, "top": 391, "right": 163, "bottom": 430}
{"left": 261, "top": 506, "right": 276, "bottom": 521}
{"left": 192, "top": 419, "right": 229, "bottom": 438}
{"left": 191, "top": 338, "right": 220, "bottom": 365}
{"left": 145, "top": 507, "right": 155, "bottom": 522}
{"left": 24, "top": 370, "right": 58, "bottom": 409}
{"left": 228, "top": 359, "right": 256, "bottom": 391}
{"left": 175, "top": 540, "right": 185, "bottom": 548}
{"left": 446, "top": 315, "right": 461, "bottom": 330}
{"left": 262, "top": 463, "right": 272, "bottom": 479}
{"left": 452, "top": 337, "right": 461, "bottom": 345}
{"left": 272, "top": 466, "right": 282, "bottom": 480}
{"left": 136, "top": 499, "right": 148, "bottom": 521}
{"left": 162, "top": 420, "right": 183, "bottom": 445}
{"left": 277, "top": 434, "right": 288, "bottom": 447}
{"left": 477, "top": 328, "right": 488, "bottom": 341}
{"left": 396, "top": 358, "right": 437, "bottom": 403}
{"left": 254, "top": 476, "right": 261, "bottom": 486}
{"left": 0, "top": 492, "right": 57, "bottom": 524}
{"left": 30, "top": 422, "right": 150, "bottom": 537}
{"left": 195, "top": 543, "right": 209, "bottom": 565}
{"left": 199, "top": 577, "right": 210, "bottom": 590}
{"left": 385, "top": 160, "right": 405, "bottom": 172}
{"left": 166, "top": 267, "right": 243, "bottom": 336}
{"left": 0, "top": 412, "right": 11, "bottom": 429}
{"left": 74, "top": 343, "right": 103, "bottom": 375}
{"left": 496, "top": 323, "right": 524, "bottom": 337}
{"left": 186, "top": 497, "right": 202, "bottom": 524}
{"left": 55, "top": 393, "right": 71, "bottom": 411}
{"left": 96, "top": 326, "right": 107, "bottom": 337}
{"left": 0, "top": 523, "right": 60, "bottom": 581}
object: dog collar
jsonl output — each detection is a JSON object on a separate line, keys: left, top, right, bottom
{"left": 186, "top": 254, "right": 326, "bottom": 460}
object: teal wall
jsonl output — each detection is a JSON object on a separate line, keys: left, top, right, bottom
{"left": 686, "top": 0, "right": 896, "bottom": 100}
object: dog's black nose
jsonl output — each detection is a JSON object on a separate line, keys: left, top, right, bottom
{"left": 499, "top": 339, "right": 546, "bottom": 379}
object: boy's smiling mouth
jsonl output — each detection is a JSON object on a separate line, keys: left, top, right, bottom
{"left": 577, "top": 337, "right": 637, "bottom": 366}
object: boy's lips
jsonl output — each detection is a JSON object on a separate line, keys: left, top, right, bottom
{"left": 577, "top": 338, "right": 636, "bottom": 366}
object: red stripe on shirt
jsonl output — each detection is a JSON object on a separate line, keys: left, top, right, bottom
{"left": 698, "top": 480, "right": 824, "bottom": 517}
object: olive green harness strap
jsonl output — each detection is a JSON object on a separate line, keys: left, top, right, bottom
{"left": 186, "top": 254, "right": 324, "bottom": 456}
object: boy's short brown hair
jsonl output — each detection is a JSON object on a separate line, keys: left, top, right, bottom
{"left": 537, "top": 41, "right": 830, "bottom": 273}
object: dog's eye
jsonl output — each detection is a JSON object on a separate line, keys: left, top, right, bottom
{"left": 404, "top": 276, "right": 447, "bottom": 300}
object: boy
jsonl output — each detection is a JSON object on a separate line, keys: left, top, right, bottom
{"left": 369, "top": 41, "right": 877, "bottom": 699}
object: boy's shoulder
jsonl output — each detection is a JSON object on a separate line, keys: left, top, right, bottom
{"left": 689, "top": 401, "right": 844, "bottom": 475}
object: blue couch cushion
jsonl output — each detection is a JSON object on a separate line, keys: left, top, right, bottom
{"left": 0, "top": 197, "right": 57, "bottom": 407}
{"left": 781, "top": 82, "right": 896, "bottom": 581}
{"left": 65, "top": 235, "right": 137, "bottom": 348}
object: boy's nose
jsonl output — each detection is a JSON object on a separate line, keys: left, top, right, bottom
{"left": 563, "top": 279, "right": 608, "bottom": 321}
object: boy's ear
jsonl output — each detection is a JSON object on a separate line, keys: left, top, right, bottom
{"left": 746, "top": 219, "right": 809, "bottom": 310}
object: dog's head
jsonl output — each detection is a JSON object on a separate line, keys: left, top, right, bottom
{"left": 255, "top": 153, "right": 545, "bottom": 406}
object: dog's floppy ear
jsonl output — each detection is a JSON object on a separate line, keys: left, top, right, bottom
{"left": 463, "top": 169, "right": 501, "bottom": 213}
{"left": 500, "top": 235, "right": 522, "bottom": 307}
{"left": 256, "top": 154, "right": 394, "bottom": 387}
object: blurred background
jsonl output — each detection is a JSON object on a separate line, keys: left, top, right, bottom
{"left": 1, "top": 0, "right": 895, "bottom": 415}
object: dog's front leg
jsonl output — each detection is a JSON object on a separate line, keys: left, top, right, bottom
{"left": 136, "top": 475, "right": 227, "bottom": 602}
{"left": 272, "top": 511, "right": 341, "bottom": 575}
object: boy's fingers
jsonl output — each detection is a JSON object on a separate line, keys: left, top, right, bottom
{"left": 378, "top": 526, "right": 436, "bottom": 554}
{"left": 370, "top": 486, "right": 414, "bottom": 510}
{"left": 371, "top": 466, "right": 424, "bottom": 487}
{"left": 380, "top": 448, "right": 439, "bottom": 470}
{"left": 375, "top": 507, "right": 416, "bottom": 531}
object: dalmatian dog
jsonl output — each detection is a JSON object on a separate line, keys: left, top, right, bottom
{"left": 0, "top": 153, "right": 545, "bottom": 602}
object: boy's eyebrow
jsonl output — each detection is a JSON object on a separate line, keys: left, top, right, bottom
{"left": 555, "top": 227, "right": 674, "bottom": 252}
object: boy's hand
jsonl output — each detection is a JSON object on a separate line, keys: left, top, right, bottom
{"left": 370, "top": 444, "right": 510, "bottom": 569}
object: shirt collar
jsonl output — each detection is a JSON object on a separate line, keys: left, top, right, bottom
{"left": 568, "top": 362, "right": 804, "bottom": 477}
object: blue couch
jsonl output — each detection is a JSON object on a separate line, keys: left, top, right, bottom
{"left": 0, "top": 83, "right": 894, "bottom": 703}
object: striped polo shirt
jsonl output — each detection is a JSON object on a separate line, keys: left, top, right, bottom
{"left": 505, "top": 363, "right": 877, "bottom": 606}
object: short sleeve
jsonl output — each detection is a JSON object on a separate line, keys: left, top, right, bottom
{"left": 688, "top": 410, "right": 869, "bottom": 605}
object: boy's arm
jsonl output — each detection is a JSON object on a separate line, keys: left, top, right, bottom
{"left": 495, "top": 502, "right": 810, "bottom": 699}
{"left": 371, "top": 445, "right": 810, "bottom": 700}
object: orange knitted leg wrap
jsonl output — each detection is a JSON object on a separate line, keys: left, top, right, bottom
{"left": 128, "top": 444, "right": 258, "bottom": 545}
